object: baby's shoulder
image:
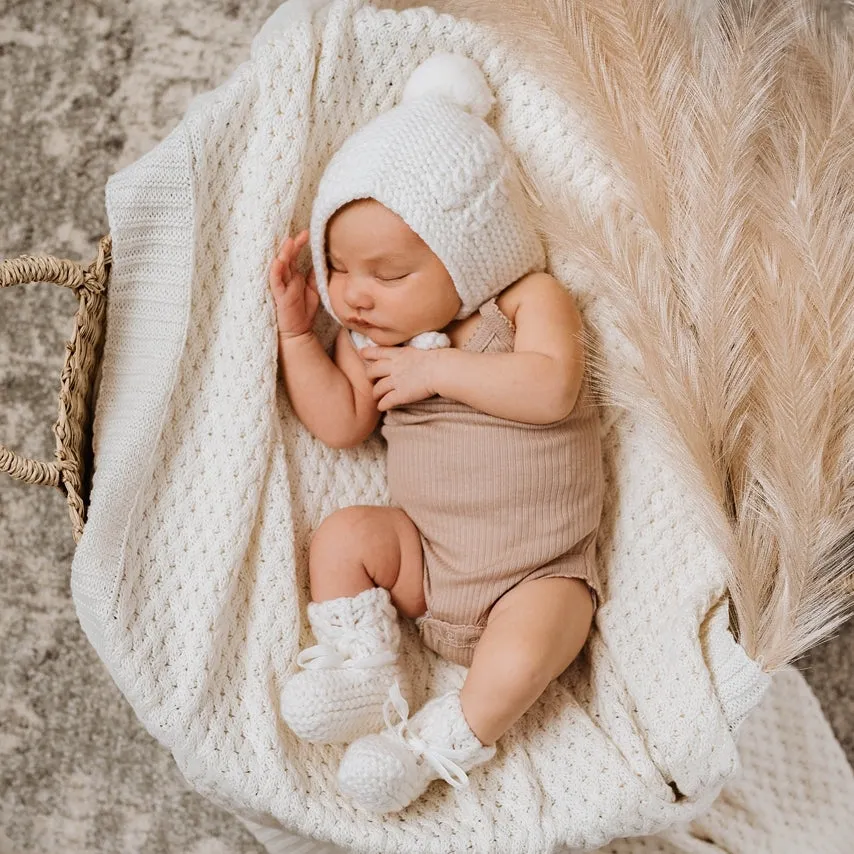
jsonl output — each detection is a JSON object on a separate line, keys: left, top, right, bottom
{"left": 498, "top": 270, "right": 564, "bottom": 324}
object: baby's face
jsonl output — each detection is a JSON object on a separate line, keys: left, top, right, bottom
{"left": 325, "top": 198, "right": 462, "bottom": 346}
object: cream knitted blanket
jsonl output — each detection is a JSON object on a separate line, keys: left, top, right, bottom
{"left": 244, "top": 667, "right": 854, "bottom": 853}
{"left": 69, "top": 1, "right": 825, "bottom": 850}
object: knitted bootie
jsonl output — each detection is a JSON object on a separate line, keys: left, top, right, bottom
{"left": 280, "top": 586, "right": 405, "bottom": 744}
{"left": 337, "top": 681, "right": 497, "bottom": 813}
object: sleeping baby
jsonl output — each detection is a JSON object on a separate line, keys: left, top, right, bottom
{"left": 268, "top": 52, "right": 605, "bottom": 814}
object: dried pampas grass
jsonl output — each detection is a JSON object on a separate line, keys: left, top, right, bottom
{"left": 444, "top": 0, "right": 854, "bottom": 670}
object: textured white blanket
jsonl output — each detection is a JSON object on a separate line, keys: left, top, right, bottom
{"left": 70, "top": 1, "right": 800, "bottom": 851}
{"left": 244, "top": 667, "right": 854, "bottom": 853}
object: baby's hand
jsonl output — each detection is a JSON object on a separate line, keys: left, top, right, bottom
{"left": 361, "top": 346, "right": 439, "bottom": 410}
{"left": 269, "top": 230, "right": 320, "bottom": 340}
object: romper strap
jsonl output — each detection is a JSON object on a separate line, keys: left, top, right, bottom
{"left": 464, "top": 298, "right": 515, "bottom": 352}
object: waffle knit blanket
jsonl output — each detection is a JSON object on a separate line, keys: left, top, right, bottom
{"left": 68, "top": 1, "right": 820, "bottom": 851}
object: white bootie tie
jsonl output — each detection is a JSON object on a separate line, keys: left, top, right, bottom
{"left": 337, "top": 681, "right": 496, "bottom": 813}
{"left": 280, "top": 587, "right": 405, "bottom": 744}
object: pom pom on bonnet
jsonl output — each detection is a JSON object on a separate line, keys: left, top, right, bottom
{"left": 309, "top": 52, "right": 546, "bottom": 352}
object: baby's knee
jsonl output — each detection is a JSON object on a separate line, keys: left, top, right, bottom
{"left": 477, "top": 634, "right": 558, "bottom": 699}
{"left": 310, "top": 505, "right": 373, "bottom": 563}
{"left": 311, "top": 505, "right": 362, "bottom": 540}
{"left": 482, "top": 580, "right": 594, "bottom": 686}
{"left": 309, "top": 505, "right": 416, "bottom": 596}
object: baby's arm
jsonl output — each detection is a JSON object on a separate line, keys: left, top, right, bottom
{"left": 279, "top": 328, "right": 381, "bottom": 449}
{"left": 330, "top": 326, "right": 383, "bottom": 446}
{"left": 271, "top": 230, "right": 380, "bottom": 449}
{"left": 431, "top": 272, "right": 585, "bottom": 425}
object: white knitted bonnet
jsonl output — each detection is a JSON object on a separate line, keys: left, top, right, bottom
{"left": 309, "top": 52, "right": 546, "bottom": 350}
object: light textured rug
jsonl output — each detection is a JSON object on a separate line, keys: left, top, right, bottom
{"left": 1, "top": 2, "right": 852, "bottom": 853}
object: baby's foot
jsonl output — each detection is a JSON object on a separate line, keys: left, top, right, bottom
{"left": 280, "top": 587, "right": 406, "bottom": 744}
{"left": 337, "top": 682, "right": 496, "bottom": 813}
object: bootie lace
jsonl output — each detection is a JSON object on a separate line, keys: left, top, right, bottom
{"left": 296, "top": 621, "right": 398, "bottom": 670}
{"left": 381, "top": 681, "right": 470, "bottom": 789}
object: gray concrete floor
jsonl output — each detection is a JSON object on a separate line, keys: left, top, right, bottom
{"left": 1, "top": 2, "right": 851, "bottom": 853}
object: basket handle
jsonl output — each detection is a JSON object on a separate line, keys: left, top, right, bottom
{"left": 0, "top": 236, "right": 111, "bottom": 540}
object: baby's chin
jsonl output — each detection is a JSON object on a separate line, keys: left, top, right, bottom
{"left": 350, "top": 324, "right": 407, "bottom": 346}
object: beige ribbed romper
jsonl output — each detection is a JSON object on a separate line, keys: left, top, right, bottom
{"left": 381, "top": 296, "right": 605, "bottom": 667}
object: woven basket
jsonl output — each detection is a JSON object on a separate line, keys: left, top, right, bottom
{"left": 1, "top": 236, "right": 111, "bottom": 543}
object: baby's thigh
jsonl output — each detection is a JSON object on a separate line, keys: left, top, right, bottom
{"left": 487, "top": 577, "right": 594, "bottom": 673}
{"left": 311, "top": 505, "right": 426, "bottom": 619}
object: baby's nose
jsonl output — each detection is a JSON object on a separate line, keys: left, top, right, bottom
{"left": 344, "top": 278, "right": 375, "bottom": 310}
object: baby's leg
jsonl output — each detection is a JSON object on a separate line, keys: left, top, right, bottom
{"left": 335, "top": 575, "right": 594, "bottom": 811}
{"left": 309, "top": 505, "right": 426, "bottom": 618}
{"left": 281, "top": 506, "right": 425, "bottom": 743}
{"left": 460, "top": 576, "right": 594, "bottom": 746}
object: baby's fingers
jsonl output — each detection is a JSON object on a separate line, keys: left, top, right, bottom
{"left": 269, "top": 256, "right": 303, "bottom": 303}
{"left": 288, "top": 232, "right": 309, "bottom": 277}
{"left": 269, "top": 255, "right": 286, "bottom": 290}
{"left": 277, "top": 236, "right": 295, "bottom": 265}
{"left": 278, "top": 230, "right": 307, "bottom": 259}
